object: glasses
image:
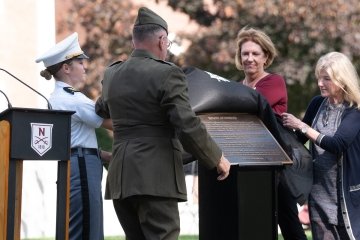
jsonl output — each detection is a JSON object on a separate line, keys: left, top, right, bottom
{"left": 159, "top": 36, "right": 172, "bottom": 49}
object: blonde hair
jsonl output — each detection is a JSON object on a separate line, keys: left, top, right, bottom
{"left": 315, "top": 52, "right": 360, "bottom": 109}
{"left": 235, "top": 26, "right": 277, "bottom": 70}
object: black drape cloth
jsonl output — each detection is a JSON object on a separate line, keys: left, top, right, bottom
{"left": 183, "top": 66, "right": 285, "bottom": 148}
{"left": 183, "top": 66, "right": 312, "bottom": 205}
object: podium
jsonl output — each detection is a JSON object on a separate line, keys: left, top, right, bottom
{"left": 198, "top": 113, "right": 292, "bottom": 240}
{"left": 0, "top": 108, "right": 74, "bottom": 240}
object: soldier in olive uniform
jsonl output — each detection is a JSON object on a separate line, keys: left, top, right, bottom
{"left": 95, "top": 7, "right": 231, "bottom": 240}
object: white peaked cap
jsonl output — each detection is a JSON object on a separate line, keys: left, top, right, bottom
{"left": 35, "top": 32, "right": 88, "bottom": 67}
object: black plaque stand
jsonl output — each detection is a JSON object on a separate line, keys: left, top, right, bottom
{"left": 198, "top": 113, "right": 292, "bottom": 240}
{"left": 0, "top": 108, "right": 74, "bottom": 240}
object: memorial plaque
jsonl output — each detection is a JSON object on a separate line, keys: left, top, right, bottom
{"left": 199, "top": 113, "right": 292, "bottom": 166}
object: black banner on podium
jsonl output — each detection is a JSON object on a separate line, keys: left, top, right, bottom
{"left": 0, "top": 107, "right": 74, "bottom": 240}
{"left": 0, "top": 107, "right": 73, "bottom": 160}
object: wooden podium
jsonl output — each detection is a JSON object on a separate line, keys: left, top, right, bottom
{"left": 198, "top": 113, "right": 292, "bottom": 240}
{"left": 0, "top": 107, "right": 74, "bottom": 240}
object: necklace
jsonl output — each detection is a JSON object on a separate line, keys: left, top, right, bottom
{"left": 322, "top": 104, "right": 330, "bottom": 127}
{"left": 322, "top": 99, "right": 345, "bottom": 127}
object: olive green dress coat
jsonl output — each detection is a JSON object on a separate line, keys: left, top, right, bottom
{"left": 95, "top": 49, "right": 222, "bottom": 202}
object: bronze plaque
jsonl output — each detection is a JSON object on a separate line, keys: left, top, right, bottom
{"left": 199, "top": 113, "right": 292, "bottom": 166}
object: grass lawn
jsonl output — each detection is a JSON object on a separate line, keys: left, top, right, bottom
{"left": 279, "top": 229, "right": 312, "bottom": 240}
{"left": 23, "top": 230, "right": 312, "bottom": 240}
{"left": 104, "top": 230, "right": 313, "bottom": 240}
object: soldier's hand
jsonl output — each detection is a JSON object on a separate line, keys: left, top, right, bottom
{"left": 216, "top": 154, "right": 230, "bottom": 180}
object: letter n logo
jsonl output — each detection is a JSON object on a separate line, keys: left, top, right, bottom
{"left": 30, "top": 123, "right": 53, "bottom": 156}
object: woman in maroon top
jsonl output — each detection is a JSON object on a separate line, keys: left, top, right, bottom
{"left": 235, "top": 27, "right": 306, "bottom": 240}
{"left": 235, "top": 27, "right": 287, "bottom": 116}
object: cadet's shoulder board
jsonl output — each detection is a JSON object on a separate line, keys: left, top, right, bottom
{"left": 63, "top": 86, "right": 80, "bottom": 95}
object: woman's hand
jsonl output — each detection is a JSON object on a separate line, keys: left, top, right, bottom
{"left": 281, "top": 113, "right": 320, "bottom": 142}
{"left": 281, "top": 112, "right": 304, "bottom": 131}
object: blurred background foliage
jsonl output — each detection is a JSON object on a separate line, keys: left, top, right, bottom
{"left": 59, "top": 0, "right": 360, "bottom": 117}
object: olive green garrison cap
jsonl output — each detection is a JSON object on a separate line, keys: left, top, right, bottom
{"left": 134, "top": 7, "right": 168, "bottom": 33}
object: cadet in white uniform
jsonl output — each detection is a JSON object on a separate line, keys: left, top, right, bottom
{"left": 35, "top": 32, "right": 112, "bottom": 240}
